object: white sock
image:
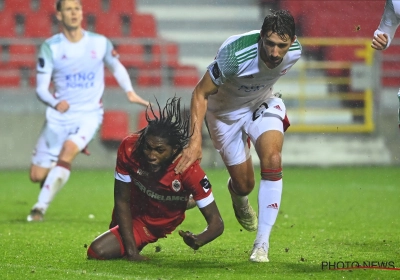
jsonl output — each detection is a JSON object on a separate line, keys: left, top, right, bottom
{"left": 228, "top": 178, "right": 249, "bottom": 207}
{"left": 33, "top": 164, "right": 71, "bottom": 213}
{"left": 255, "top": 179, "right": 282, "bottom": 248}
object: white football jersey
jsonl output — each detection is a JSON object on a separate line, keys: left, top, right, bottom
{"left": 206, "top": 30, "right": 301, "bottom": 120}
{"left": 374, "top": 0, "right": 400, "bottom": 49}
{"left": 37, "top": 30, "right": 117, "bottom": 122}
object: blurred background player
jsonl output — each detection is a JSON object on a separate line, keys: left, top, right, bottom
{"left": 371, "top": 0, "right": 400, "bottom": 127}
{"left": 175, "top": 10, "right": 301, "bottom": 262}
{"left": 27, "top": 0, "right": 149, "bottom": 222}
{"left": 87, "top": 97, "right": 224, "bottom": 261}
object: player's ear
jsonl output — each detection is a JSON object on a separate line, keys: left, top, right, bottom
{"left": 291, "top": 35, "right": 297, "bottom": 44}
{"left": 56, "top": 11, "right": 62, "bottom": 22}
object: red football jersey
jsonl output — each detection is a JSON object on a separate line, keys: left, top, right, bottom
{"left": 112, "top": 134, "right": 214, "bottom": 236}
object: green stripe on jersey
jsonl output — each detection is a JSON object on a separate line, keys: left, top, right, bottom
{"left": 289, "top": 40, "right": 302, "bottom": 51}
{"left": 229, "top": 33, "right": 260, "bottom": 54}
{"left": 237, "top": 48, "right": 257, "bottom": 64}
{"left": 218, "top": 32, "right": 260, "bottom": 76}
{"left": 41, "top": 42, "right": 52, "bottom": 58}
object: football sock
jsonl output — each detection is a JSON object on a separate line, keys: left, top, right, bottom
{"left": 228, "top": 178, "right": 249, "bottom": 207}
{"left": 33, "top": 160, "right": 71, "bottom": 212}
{"left": 255, "top": 169, "right": 283, "bottom": 248}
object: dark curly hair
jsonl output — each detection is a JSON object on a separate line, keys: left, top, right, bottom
{"left": 261, "top": 9, "right": 295, "bottom": 41}
{"left": 132, "top": 97, "right": 191, "bottom": 161}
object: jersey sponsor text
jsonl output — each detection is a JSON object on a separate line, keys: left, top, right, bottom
{"left": 66, "top": 72, "right": 96, "bottom": 89}
{"left": 133, "top": 178, "right": 188, "bottom": 202}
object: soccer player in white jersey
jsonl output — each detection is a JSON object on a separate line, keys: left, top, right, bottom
{"left": 27, "top": 0, "right": 149, "bottom": 222}
{"left": 175, "top": 10, "right": 301, "bottom": 262}
{"left": 371, "top": 0, "right": 400, "bottom": 126}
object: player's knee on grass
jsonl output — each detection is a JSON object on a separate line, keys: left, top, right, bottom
{"left": 87, "top": 231, "right": 123, "bottom": 260}
{"left": 87, "top": 240, "right": 119, "bottom": 260}
{"left": 87, "top": 244, "right": 106, "bottom": 260}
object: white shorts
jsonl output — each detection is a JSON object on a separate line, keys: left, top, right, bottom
{"left": 31, "top": 111, "right": 103, "bottom": 168}
{"left": 205, "top": 98, "right": 289, "bottom": 167}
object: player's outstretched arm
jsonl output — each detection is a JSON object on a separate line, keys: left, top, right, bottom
{"left": 179, "top": 201, "right": 224, "bottom": 250}
{"left": 114, "top": 179, "right": 148, "bottom": 262}
{"left": 174, "top": 72, "right": 218, "bottom": 174}
{"left": 106, "top": 56, "right": 150, "bottom": 107}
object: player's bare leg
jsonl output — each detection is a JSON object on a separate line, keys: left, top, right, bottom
{"left": 30, "top": 165, "right": 51, "bottom": 185}
{"left": 27, "top": 140, "right": 80, "bottom": 221}
{"left": 87, "top": 230, "right": 124, "bottom": 260}
{"left": 226, "top": 159, "right": 258, "bottom": 232}
{"left": 27, "top": 165, "right": 51, "bottom": 221}
{"left": 249, "top": 129, "right": 284, "bottom": 262}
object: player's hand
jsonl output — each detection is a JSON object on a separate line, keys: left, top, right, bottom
{"left": 174, "top": 144, "right": 202, "bottom": 174}
{"left": 125, "top": 253, "right": 149, "bottom": 262}
{"left": 179, "top": 230, "right": 201, "bottom": 250}
{"left": 55, "top": 100, "right": 69, "bottom": 113}
{"left": 371, "top": 33, "right": 388, "bottom": 50}
{"left": 126, "top": 91, "right": 150, "bottom": 107}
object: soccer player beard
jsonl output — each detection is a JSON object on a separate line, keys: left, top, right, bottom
{"left": 146, "top": 152, "right": 178, "bottom": 174}
{"left": 143, "top": 136, "right": 179, "bottom": 174}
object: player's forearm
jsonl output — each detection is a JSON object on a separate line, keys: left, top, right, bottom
{"left": 115, "top": 201, "right": 139, "bottom": 256}
{"left": 195, "top": 217, "right": 224, "bottom": 247}
{"left": 126, "top": 91, "right": 149, "bottom": 107}
{"left": 110, "top": 60, "right": 134, "bottom": 93}
{"left": 36, "top": 73, "right": 58, "bottom": 108}
{"left": 194, "top": 201, "right": 224, "bottom": 248}
{"left": 189, "top": 88, "right": 208, "bottom": 147}
{"left": 375, "top": 4, "right": 400, "bottom": 49}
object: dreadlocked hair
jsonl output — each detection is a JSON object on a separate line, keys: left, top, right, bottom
{"left": 132, "top": 96, "right": 191, "bottom": 160}
{"left": 261, "top": 9, "right": 295, "bottom": 41}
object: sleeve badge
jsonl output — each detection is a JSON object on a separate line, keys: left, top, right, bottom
{"left": 38, "top": 58, "right": 45, "bottom": 68}
{"left": 200, "top": 175, "right": 211, "bottom": 192}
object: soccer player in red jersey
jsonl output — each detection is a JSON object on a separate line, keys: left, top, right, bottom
{"left": 87, "top": 97, "right": 224, "bottom": 261}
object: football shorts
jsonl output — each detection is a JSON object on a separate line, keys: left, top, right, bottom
{"left": 31, "top": 110, "right": 103, "bottom": 168}
{"left": 205, "top": 98, "right": 289, "bottom": 166}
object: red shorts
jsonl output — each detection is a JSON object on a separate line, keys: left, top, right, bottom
{"left": 110, "top": 217, "right": 159, "bottom": 255}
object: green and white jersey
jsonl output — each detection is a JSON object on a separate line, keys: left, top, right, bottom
{"left": 37, "top": 30, "right": 117, "bottom": 122}
{"left": 375, "top": 0, "right": 400, "bottom": 49}
{"left": 206, "top": 30, "right": 301, "bottom": 120}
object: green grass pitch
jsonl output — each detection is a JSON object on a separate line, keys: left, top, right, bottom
{"left": 0, "top": 167, "right": 399, "bottom": 279}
